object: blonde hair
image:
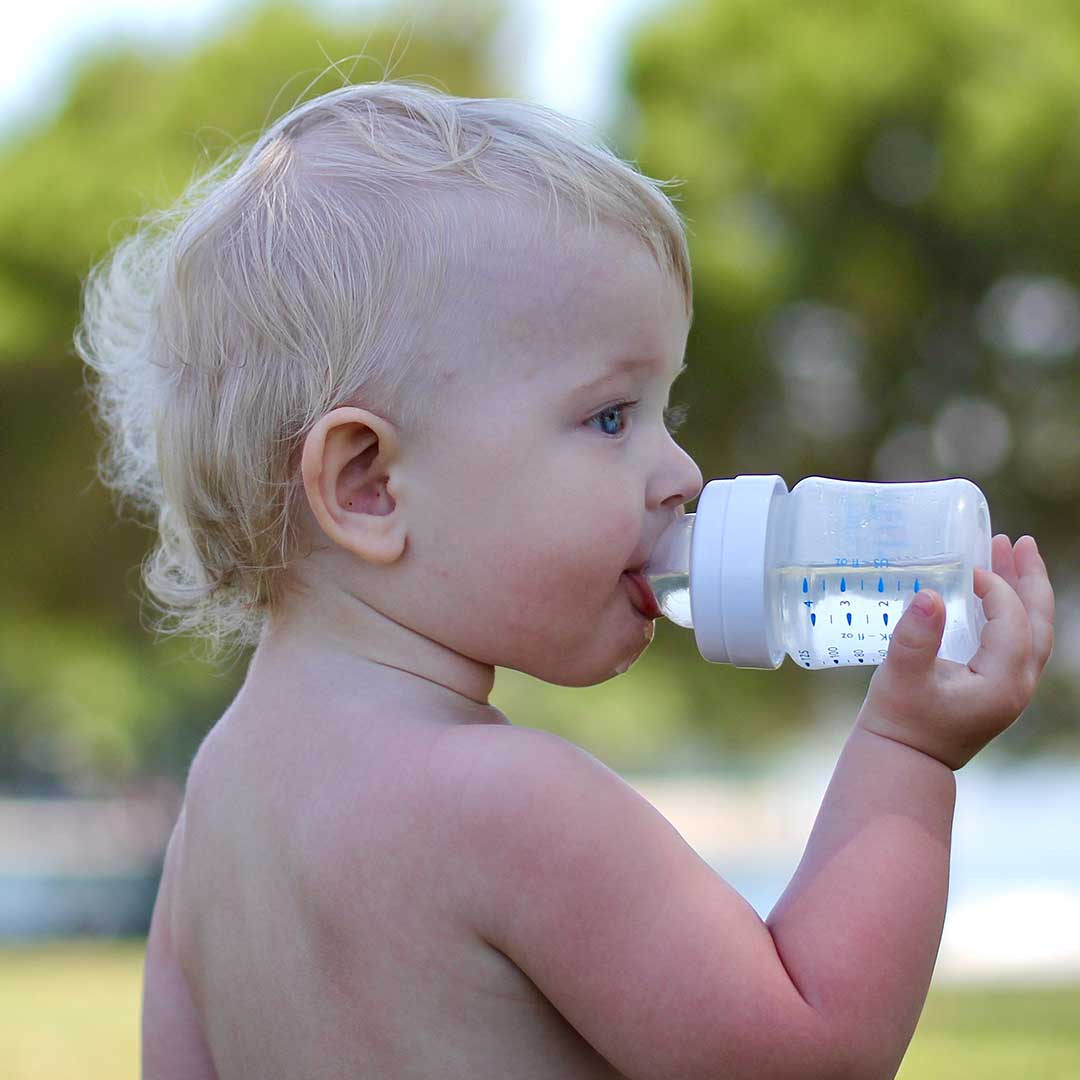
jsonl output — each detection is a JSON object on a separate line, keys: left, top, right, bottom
{"left": 75, "top": 78, "right": 694, "bottom": 662}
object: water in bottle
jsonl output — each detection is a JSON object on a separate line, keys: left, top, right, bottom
{"left": 777, "top": 557, "right": 967, "bottom": 668}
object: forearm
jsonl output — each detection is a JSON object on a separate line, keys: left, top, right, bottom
{"left": 765, "top": 718, "right": 955, "bottom": 1078}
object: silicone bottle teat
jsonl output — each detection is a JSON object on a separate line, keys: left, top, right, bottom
{"left": 643, "top": 513, "right": 695, "bottom": 627}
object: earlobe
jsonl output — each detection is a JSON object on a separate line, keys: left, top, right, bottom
{"left": 300, "top": 406, "right": 408, "bottom": 565}
{"left": 342, "top": 503, "right": 407, "bottom": 565}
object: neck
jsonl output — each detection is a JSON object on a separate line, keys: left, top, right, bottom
{"left": 247, "top": 575, "right": 498, "bottom": 714}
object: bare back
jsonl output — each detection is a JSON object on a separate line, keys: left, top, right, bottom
{"left": 167, "top": 684, "right": 626, "bottom": 1079}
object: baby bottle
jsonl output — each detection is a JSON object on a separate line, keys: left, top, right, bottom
{"left": 644, "top": 475, "right": 993, "bottom": 669}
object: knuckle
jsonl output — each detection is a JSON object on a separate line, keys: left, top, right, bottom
{"left": 1023, "top": 669, "right": 1038, "bottom": 699}
{"left": 1009, "top": 673, "right": 1035, "bottom": 713}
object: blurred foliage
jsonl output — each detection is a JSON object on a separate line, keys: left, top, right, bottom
{"left": 622, "top": 0, "right": 1080, "bottom": 497}
{"left": 2, "top": 0, "right": 1079, "bottom": 792}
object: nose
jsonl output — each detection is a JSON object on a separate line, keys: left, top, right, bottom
{"left": 652, "top": 441, "right": 704, "bottom": 512}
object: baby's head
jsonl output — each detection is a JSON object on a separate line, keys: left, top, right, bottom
{"left": 76, "top": 80, "right": 702, "bottom": 690}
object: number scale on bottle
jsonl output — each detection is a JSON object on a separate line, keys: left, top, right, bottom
{"left": 777, "top": 557, "right": 966, "bottom": 669}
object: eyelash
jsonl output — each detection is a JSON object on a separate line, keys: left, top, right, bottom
{"left": 587, "top": 400, "right": 690, "bottom": 438}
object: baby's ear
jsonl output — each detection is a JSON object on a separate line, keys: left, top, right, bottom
{"left": 300, "top": 406, "right": 407, "bottom": 565}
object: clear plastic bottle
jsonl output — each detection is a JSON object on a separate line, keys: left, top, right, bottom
{"left": 644, "top": 475, "right": 993, "bottom": 669}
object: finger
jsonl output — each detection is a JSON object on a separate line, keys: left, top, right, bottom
{"left": 1013, "top": 535, "right": 1056, "bottom": 672}
{"left": 991, "top": 534, "right": 1019, "bottom": 592}
{"left": 968, "top": 567, "right": 1032, "bottom": 684}
{"left": 881, "top": 587, "right": 945, "bottom": 679}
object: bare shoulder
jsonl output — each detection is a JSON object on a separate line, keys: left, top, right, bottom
{"left": 428, "top": 723, "right": 839, "bottom": 1080}
{"left": 427, "top": 722, "right": 690, "bottom": 944}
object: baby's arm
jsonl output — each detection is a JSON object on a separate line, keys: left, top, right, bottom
{"left": 451, "top": 723, "right": 952, "bottom": 1078}
{"left": 761, "top": 532, "right": 1054, "bottom": 1072}
{"left": 765, "top": 723, "right": 954, "bottom": 1075}
{"left": 444, "top": 536, "right": 1051, "bottom": 1080}
{"left": 772, "top": 531, "right": 1053, "bottom": 1071}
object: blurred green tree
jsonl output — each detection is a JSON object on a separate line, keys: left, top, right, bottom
{"left": 624, "top": 0, "right": 1080, "bottom": 489}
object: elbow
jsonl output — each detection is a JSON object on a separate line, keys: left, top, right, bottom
{"left": 767, "top": 1004, "right": 905, "bottom": 1080}
{"left": 804, "top": 1021, "right": 907, "bottom": 1080}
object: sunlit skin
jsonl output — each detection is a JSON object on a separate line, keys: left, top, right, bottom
{"left": 144, "top": 202, "right": 1057, "bottom": 1078}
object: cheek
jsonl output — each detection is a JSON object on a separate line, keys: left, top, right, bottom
{"left": 417, "top": 430, "right": 638, "bottom": 606}
{"left": 489, "top": 481, "right": 639, "bottom": 606}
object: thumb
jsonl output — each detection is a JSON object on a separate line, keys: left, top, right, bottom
{"left": 882, "top": 589, "right": 944, "bottom": 675}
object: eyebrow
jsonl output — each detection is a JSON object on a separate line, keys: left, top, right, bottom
{"left": 570, "top": 358, "right": 688, "bottom": 396}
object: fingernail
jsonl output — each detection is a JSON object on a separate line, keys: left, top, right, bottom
{"left": 911, "top": 593, "right": 935, "bottom": 616}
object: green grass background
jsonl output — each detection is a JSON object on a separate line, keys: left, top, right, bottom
{"left": 4, "top": 940, "right": 1079, "bottom": 1078}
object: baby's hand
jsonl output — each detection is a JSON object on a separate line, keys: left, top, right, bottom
{"left": 856, "top": 534, "right": 1055, "bottom": 770}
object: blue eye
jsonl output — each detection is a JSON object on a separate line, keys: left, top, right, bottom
{"left": 587, "top": 401, "right": 691, "bottom": 438}
{"left": 588, "top": 400, "right": 637, "bottom": 437}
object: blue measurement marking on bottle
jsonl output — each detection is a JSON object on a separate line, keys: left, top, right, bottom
{"left": 810, "top": 612, "right": 816, "bottom": 626}
{"left": 840, "top": 577, "right": 846, "bottom": 592}
{"left": 914, "top": 578, "right": 920, "bottom": 592}
{"left": 846, "top": 612, "right": 852, "bottom": 624}
{"left": 802, "top": 577, "right": 808, "bottom": 593}
{"left": 878, "top": 577, "right": 884, "bottom": 592}
{"left": 883, "top": 612, "right": 889, "bottom": 625}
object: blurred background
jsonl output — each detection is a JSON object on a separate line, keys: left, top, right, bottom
{"left": 2, "top": 0, "right": 1078, "bottom": 1075}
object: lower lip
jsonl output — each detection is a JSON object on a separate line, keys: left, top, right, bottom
{"left": 623, "top": 572, "right": 663, "bottom": 620}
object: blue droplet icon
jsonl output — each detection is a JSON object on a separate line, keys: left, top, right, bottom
{"left": 914, "top": 579, "right": 920, "bottom": 592}
{"left": 810, "top": 612, "right": 816, "bottom": 626}
{"left": 883, "top": 612, "right": 889, "bottom": 626}
{"left": 840, "top": 577, "right": 846, "bottom": 592}
{"left": 846, "top": 612, "right": 852, "bottom": 625}
{"left": 877, "top": 577, "right": 885, "bottom": 592}
{"left": 802, "top": 577, "right": 808, "bottom": 593}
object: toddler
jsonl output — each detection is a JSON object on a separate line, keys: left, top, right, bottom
{"left": 76, "top": 80, "right": 1055, "bottom": 1079}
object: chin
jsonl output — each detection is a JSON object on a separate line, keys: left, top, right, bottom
{"left": 519, "top": 648, "right": 650, "bottom": 687}
{"left": 505, "top": 614, "right": 656, "bottom": 687}
{"left": 612, "top": 620, "right": 655, "bottom": 676}
{"left": 565, "top": 617, "right": 656, "bottom": 682}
